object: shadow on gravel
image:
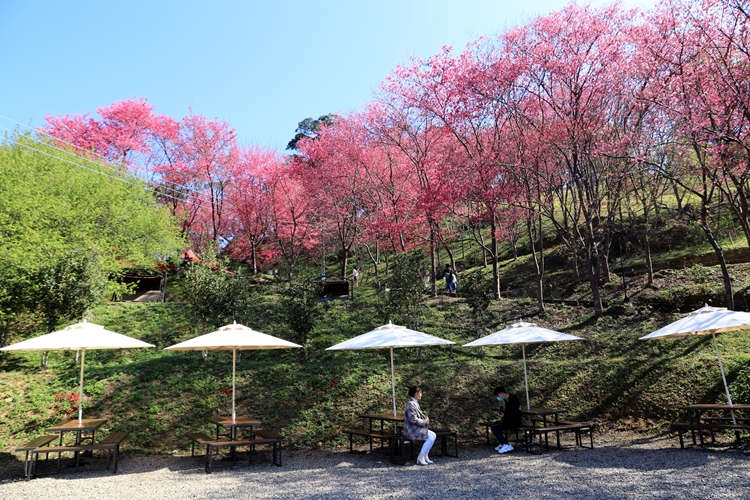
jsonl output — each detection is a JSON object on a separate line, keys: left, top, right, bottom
{"left": 549, "top": 443, "right": 731, "bottom": 471}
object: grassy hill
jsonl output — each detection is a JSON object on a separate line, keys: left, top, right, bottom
{"left": 3, "top": 221, "right": 750, "bottom": 456}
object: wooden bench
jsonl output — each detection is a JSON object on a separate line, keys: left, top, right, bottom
{"left": 28, "top": 431, "right": 127, "bottom": 478}
{"left": 528, "top": 418, "right": 586, "bottom": 448}
{"left": 187, "top": 431, "right": 282, "bottom": 472}
{"left": 342, "top": 428, "right": 396, "bottom": 453}
{"left": 670, "top": 422, "right": 750, "bottom": 448}
{"left": 16, "top": 435, "right": 57, "bottom": 478}
{"left": 391, "top": 429, "right": 458, "bottom": 465}
{"left": 521, "top": 423, "right": 594, "bottom": 453}
{"left": 249, "top": 430, "right": 284, "bottom": 466}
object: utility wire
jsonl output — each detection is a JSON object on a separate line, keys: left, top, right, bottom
{"left": 0, "top": 122, "right": 216, "bottom": 211}
{"left": 0, "top": 114, "right": 309, "bottom": 230}
{"left": 0, "top": 115, "right": 196, "bottom": 203}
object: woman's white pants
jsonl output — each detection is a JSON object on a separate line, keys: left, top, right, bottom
{"left": 420, "top": 430, "right": 436, "bottom": 455}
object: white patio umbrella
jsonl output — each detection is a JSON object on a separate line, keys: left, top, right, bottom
{"left": 640, "top": 305, "right": 750, "bottom": 424}
{"left": 463, "top": 321, "right": 584, "bottom": 410}
{"left": 164, "top": 322, "right": 301, "bottom": 421}
{"left": 0, "top": 320, "right": 154, "bottom": 424}
{"left": 326, "top": 322, "right": 455, "bottom": 416}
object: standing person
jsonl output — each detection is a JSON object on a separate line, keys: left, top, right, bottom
{"left": 491, "top": 386, "right": 521, "bottom": 454}
{"left": 449, "top": 267, "right": 458, "bottom": 295}
{"left": 443, "top": 264, "right": 453, "bottom": 294}
{"left": 352, "top": 266, "right": 359, "bottom": 287}
{"left": 404, "top": 385, "right": 436, "bottom": 465}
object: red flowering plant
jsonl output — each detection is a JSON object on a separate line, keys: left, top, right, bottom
{"left": 218, "top": 387, "right": 234, "bottom": 415}
{"left": 53, "top": 393, "right": 80, "bottom": 416}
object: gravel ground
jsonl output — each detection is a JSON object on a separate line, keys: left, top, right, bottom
{"left": 1, "top": 432, "right": 749, "bottom": 499}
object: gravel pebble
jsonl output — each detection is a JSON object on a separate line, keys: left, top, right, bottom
{"left": 1, "top": 432, "right": 749, "bottom": 499}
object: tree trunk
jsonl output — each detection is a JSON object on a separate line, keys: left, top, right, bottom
{"left": 429, "top": 228, "right": 438, "bottom": 297}
{"left": 600, "top": 231, "right": 612, "bottom": 284}
{"left": 445, "top": 245, "right": 456, "bottom": 275}
{"left": 702, "top": 224, "right": 734, "bottom": 309}
{"left": 341, "top": 247, "right": 349, "bottom": 279}
{"left": 586, "top": 251, "right": 604, "bottom": 316}
{"left": 250, "top": 241, "right": 258, "bottom": 274}
{"left": 644, "top": 225, "right": 654, "bottom": 286}
{"left": 570, "top": 244, "right": 582, "bottom": 283}
{"left": 528, "top": 216, "right": 545, "bottom": 312}
{"left": 583, "top": 216, "right": 604, "bottom": 315}
{"left": 365, "top": 244, "right": 381, "bottom": 290}
{"left": 672, "top": 179, "right": 685, "bottom": 218}
{"left": 490, "top": 216, "right": 501, "bottom": 299}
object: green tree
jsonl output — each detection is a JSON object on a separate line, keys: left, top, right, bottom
{"left": 281, "top": 275, "right": 323, "bottom": 351}
{"left": 461, "top": 270, "right": 494, "bottom": 355}
{"left": 184, "top": 261, "right": 251, "bottom": 333}
{"left": 378, "top": 251, "right": 427, "bottom": 330}
{"left": 286, "top": 114, "right": 337, "bottom": 151}
{"left": 0, "top": 264, "right": 34, "bottom": 349}
{"left": 34, "top": 251, "right": 109, "bottom": 366}
{"left": 0, "top": 133, "right": 183, "bottom": 347}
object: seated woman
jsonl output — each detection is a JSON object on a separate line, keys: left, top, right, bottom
{"left": 403, "top": 385, "right": 437, "bottom": 465}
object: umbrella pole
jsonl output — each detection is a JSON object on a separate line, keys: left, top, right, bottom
{"left": 522, "top": 344, "right": 530, "bottom": 411}
{"left": 78, "top": 349, "right": 85, "bottom": 424}
{"left": 232, "top": 349, "right": 237, "bottom": 422}
{"left": 712, "top": 333, "right": 736, "bottom": 425}
{"left": 390, "top": 347, "right": 397, "bottom": 417}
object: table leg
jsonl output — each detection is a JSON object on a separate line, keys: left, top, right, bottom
{"left": 686, "top": 410, "right": 698, "bottom": 446}
{"left": 74, "top": 430, "right": 82, "bottom": 468}
{"left": 554, "top": 414, "right": 561, "bottom": 449}
{"left": 365, "top": 419, "right": 373, "bottom": 452}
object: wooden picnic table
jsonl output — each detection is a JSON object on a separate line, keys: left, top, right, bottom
{"left": 207, "top": 416, "right": 263, "bottom": 459}
{"left": 359, "top": 412, "right": 404, "bottom": 434}
{"left": 521, "top": 407, "right": 564, "bottom": 425}
{"left": 44, "top": 418, "right": 108, "bottom": 470}
{"left": 521, "top": 408, "right": 565, "bottom": 449}
{"left": 678, "top": 403, "right": 750, "bottom": 446}
{"left": 46, "top": 418, "right": 108, "bottom": 446}
{"left": 208, "top": 416, "right": 263, "bottom": 441}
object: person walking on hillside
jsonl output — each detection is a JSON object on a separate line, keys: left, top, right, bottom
{"left": 352, "top": 266, "right": 359, "bottom": 287}
{"left": 404, "top": 385, "right": 436, "bottom": 465}
{"left": 491, "top": 386, "right": 521, "bottom": 454}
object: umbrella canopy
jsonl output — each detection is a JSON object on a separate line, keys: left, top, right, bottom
{"left": 327, "top": 322, "right": 455, "bottom": 416}
{"left": 0, "top": 320, "right": 154, "bottom": 423}
{"left": 463, "top": 321, "right": 584, "bottom": 410}
{"left": 164, "top": 322, "right": 301, "bottom": 420}
{"left": 640, "top": 305, "right": 750, "bottom": 422}
{"left": 640, "top": 305, "right": 750, "bottom": 339}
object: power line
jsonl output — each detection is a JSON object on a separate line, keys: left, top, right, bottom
{"left": 0, "top": 114, "right": 312, "bottom": 235}
{"left": 0, "top": 115, "right": 197, "bottom": 204}
{"left": 0, "top": 123, "right": 215, "bottom": 211}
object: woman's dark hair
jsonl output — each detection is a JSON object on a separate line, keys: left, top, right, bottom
{"left": 494, "top": 386, "right": 506, "bottom": 396}
{"left": 408, "top": 386, "right": 422, "bottom": 397}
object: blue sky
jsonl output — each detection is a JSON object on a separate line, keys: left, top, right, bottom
{"left": 0, "top": 0, "right": 650, "bottom": 153}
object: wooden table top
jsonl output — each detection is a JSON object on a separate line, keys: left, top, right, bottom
{"left": 208, "top": 416, "right": 263, "bottom": 427}
{"left": 47, "top": 418, "right": 108, "bottom": 433}
{"left": 360, "top": 412, "right": 405, "bottom": 421}
{"left": 680, "top": 403, "right": 750, "bottom": 411}
{"left": 521, "top": 407, "right": 565, "bottom": 416}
